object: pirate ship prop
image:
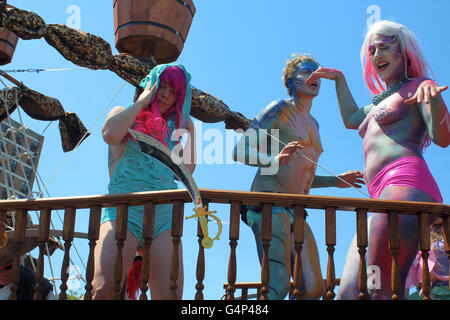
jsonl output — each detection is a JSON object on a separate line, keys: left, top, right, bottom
{"left": 0, "top": 0, "right": 448, "bottom": 301}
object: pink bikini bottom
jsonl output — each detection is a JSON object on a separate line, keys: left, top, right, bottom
{"left": 367, "top": 156, "right": 443, "bottom": 203}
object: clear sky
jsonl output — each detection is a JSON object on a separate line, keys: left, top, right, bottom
{"left": 4, "top": 0, "right": 449, "bottom": 299}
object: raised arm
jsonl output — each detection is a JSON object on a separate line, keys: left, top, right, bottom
{"left": 306, "top": 67, "right": 372, "bottom": 129}
{"left": 405, "top": 79, "right": 450, "bottom": 148}
{"left": 102, "top": 81, "right": 157, "bottom": 145}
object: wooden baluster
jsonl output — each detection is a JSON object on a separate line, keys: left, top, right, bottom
{"left": 443, "top": 215, "right": 450, "bottom": 291}
{"left": 139, "top": 201, "right": 155, "bottom": 300}
{"left": 324, "top": 206, "right": 337, "bottom": 300}
{"left": 9, "top": 209, "right": 27, "bottom": 300}
{"left": 195, "top": 200, "right": 208, "bottom": 300}
{"left": 83, "top": 205, "right": 102, "bottom": 300}
{"left": 226, "top": 201, "right": 241, "bottom": 300}
{"left": 113, "top": 204, "right": 128, "bottom": 300}
{"left": 33, "top": 208, "right": 51, "bottom": 300}
{"left": 419, "top": 212, "right": 431, "bottom": 300}
{"left": 260, "top": 203, "right": 272, "bottom": 300}
{"left": 169, "top": 200, "right": 184, "bottom": 300}
{"left": 356, "top": 208, "right": 369, "bottom": 300}
{"left": 241, "top": 287, "right": 248, "bottom": 300}
{"left": 388, "top": 211, "right": 401, "bottom": 300}
{"left": 292, "top": 204, "right": 305, "bottom": 300}
{"left": 59, "top": 207, "right": 76, "bottom": 300}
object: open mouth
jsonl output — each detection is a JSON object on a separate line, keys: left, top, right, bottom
{"left": 308, "top": 82, "right": 319, "bottom": 89}
{"left": 377, "top": 61, "right": 389, "bottom": 73}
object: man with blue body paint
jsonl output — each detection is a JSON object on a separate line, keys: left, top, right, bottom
{"left": 232, "top": 54, "right": 364, "bottom": 299}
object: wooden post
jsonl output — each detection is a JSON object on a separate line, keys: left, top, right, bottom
{"left": 226, "top": 201, "right": 240, "bottom": 300}
{"left": 241, "top": 287, "right": 248, "bottom": 300}
{"left": 195, "top": 200, "right": 208, "bottom": 300}
{"left": 33, "top": 208, "right": 51, "bottom": 300}
{"left": 113, "top": 204, "right": 128, "bottom": 300}
{"left": 324, "top": 206, "right": 337, "bottom": 300}
{"left": 139, "top": 201, "right": 155, "bottom": 300}
{"left": 83, "top": 205, "right": 102, "bottom": 300}
{"left": 169, "top": 200, "right": 184, "bottom": 300}
{"left": 419, "top": 212, "right": 431, "bottom": 300}
{"left": 356, "top": 208, "right": 369, "bottom": 300}
{"left": 9, "top": 209, "right": 27, "bottom": 300}
{"left": 260, "top": 203, "right": 272, "bottom": 300}
{"left": 388, "top": 211, "right": 401, "bottom": 300}
{"left": 59, "top": 207, "right": 76, "bottom": 300}
{"left": 292, "top": 204, "right": 305, "bottom": 300}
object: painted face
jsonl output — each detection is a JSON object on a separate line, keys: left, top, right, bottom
{"left": 291, "top": 60, "right": 321, "bottom": 97}
{"left": 368, "top": 34, "right": 405, "bottom": 84}
{"left": 157, "top": 80, "right": 177, "bottom": 114}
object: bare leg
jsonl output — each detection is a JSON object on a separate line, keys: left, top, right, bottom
{"left": 251, "top": 210, "right": 291, "bottom": 299}
{"left": 367, "top": 185, "right": 435, "bottom": 300}
{"left": 294, "top": 221, "right": 325, "bottom": 299}
{"left": 147, "top": 229, "right": 184, "bottom": 300}
{"left": 251, "top": 210, "right": 323, "bottom": 300}
{"left": 91, "top": 221, "right": 139, "bottom": 300}
{"left": 337, "top": 216, "right": 372, "bottom": 300}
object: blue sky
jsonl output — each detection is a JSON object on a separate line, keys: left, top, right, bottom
{"left": 4, "top": 0, "right": 449, "bottom": 299}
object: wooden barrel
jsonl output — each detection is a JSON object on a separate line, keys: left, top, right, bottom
{"left": 113, "top": 0, "right": 196, "bottom": 63}
{"left": 0, "top": 5, "right": 19, "bottom": 65}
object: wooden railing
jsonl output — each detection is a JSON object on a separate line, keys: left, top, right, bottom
{"left": 0, "top": 189, "right": 449, "bottom": 300}
{"left": 222, "top": 279, "right": 341, "bottom": 300}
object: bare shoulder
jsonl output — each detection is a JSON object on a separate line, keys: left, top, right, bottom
{"left": 254, "top": 99, "right": 288, "bottom": 129}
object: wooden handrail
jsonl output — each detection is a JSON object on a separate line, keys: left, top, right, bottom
{"left": 0, "top": 189, "right": 447, "bottom": 213}
{"left": 1, "top": 188, "right": 448, "bottom": 301}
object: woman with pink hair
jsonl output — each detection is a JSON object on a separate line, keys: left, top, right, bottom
{"left": 91, "top": 63, "right": 196, "bottom": 300}
{"left": 306, "top": 20, "right": 449, "bottom": 299}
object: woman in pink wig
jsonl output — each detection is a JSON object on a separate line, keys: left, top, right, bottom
{"left": 92, "top": 63, "right": 196, "bottom": 300}
{"left": 306, "top": 20, "right": 449, "bottom": 299}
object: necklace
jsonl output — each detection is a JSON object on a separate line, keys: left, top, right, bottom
{"left": 372, "top": 80, "right": 406, "bottom": 106}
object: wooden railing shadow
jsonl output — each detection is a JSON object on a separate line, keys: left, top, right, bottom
{"left": 0, "top": 189, "right": 448, "bottom": 300}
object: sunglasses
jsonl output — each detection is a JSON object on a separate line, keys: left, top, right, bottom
{"left": 0, "top": 261, "right": 13, "bottom": 272}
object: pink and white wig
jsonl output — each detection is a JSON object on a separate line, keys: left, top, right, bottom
{"left": 134, "top": 66, "right": 187, "bottom": 146}
{"left": 360, "top": 20, "right": 432, "bottom": 95}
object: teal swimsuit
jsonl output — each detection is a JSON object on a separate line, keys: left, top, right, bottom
{"left": 101, "top": 62, "right": 192, "bottom": 242}
{"left": 101, "top": 120, "right": 178, "bottom": 242}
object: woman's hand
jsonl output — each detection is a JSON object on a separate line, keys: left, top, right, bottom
{"left": 306, "top": 67, "right": 344, "bottom": 85}
{"left": 405, "top": 80, "right": 448, "bottom": 105}
{"left": 135, "top": 81, "right": 158, "bottom": 109}
{"left": 276, "top": 141, "right": 304, "bottom": 166}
